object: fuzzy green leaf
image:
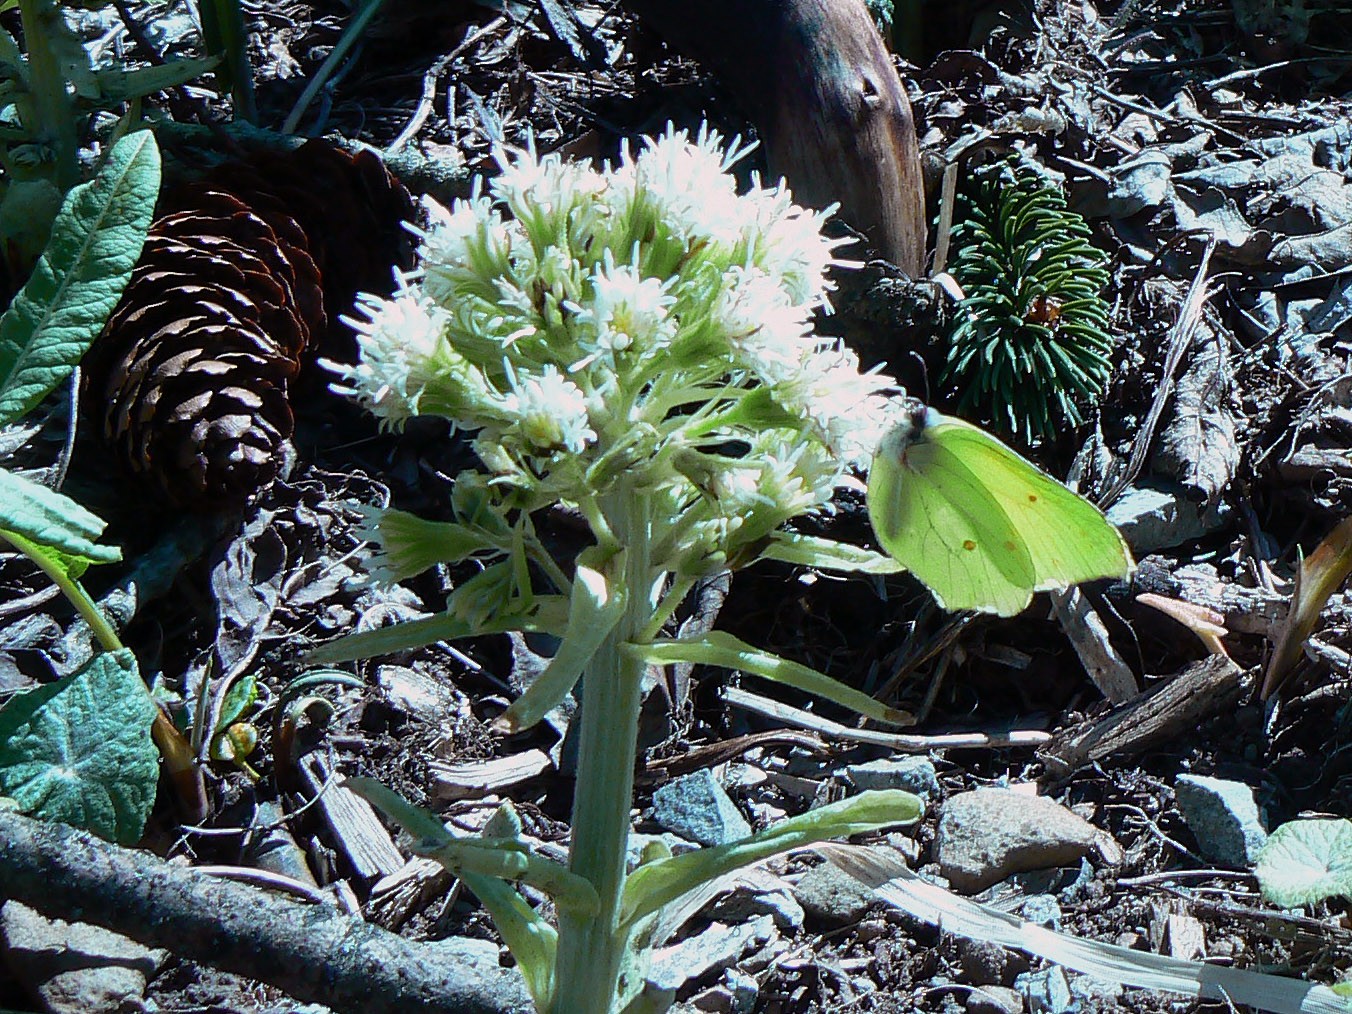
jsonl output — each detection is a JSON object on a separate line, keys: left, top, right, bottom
{"left": 0, "top": 649, "right": 157, "bottom": 844}
{"left": 0, "top": 130, "right": 160, "bottom": 424}
{"left": 1255, "top": 819, "right": 1352, "bottom": 908}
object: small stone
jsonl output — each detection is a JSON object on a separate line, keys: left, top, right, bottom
{"left": 649, "top": 916, "right": 775, "bottom": 993}
{"left": 958, "top": 939, "right": 1030, "bottom": 986}
{"left": 627, "top": 831, "right": 697, "bottom": 869}
{"left": 688, "top": 984, "right": 735, "bottom": 1012}
{"left": 1, "top": 902, "right": 165, "bottom": 1014}
{"left": 936, "top": 789, "right": 1101, "bottom": 893}
{"left": 845, "top": 756, "right": 940, "bottom": 800}
{"left": 1014, "top": 967, "right": 1073, "bottom": 1014}
{"left": 1069, "top": 974, "right": 1122, "bottom": 1005}
{"left": 967, "top": 984, "right": 1025, "bottom": 1014}
{"left": 791, "top": 862, "right": 878, "bottom": 924}
{"left": 708, "top": 872, "right": 805, "bottom": 930}
{"left": 1021, "top": 895, "right": 1062, "bottom": 931}
{"left": 724, "top": 969, "right": 759, "bottom": 1012}
{"left": 652, "top": 770, "right": 751, "bottom": 846}
{"left": 1174, "top": 774, "right": 1267, "bottom": 866}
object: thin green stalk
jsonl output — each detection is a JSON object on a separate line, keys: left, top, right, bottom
{"left": 639, "top": 574, "right": 695, "bottom": 643}
{"left": 18, "top": 0, "right": 80, "bottom": 191}
{"left": 0, "top": 529, "right": 207, "bottom": 819}
{"left": 281, "top": 0, "right": 386, "bottom": 134}
{"left": 550, "top": 489, "right": 656, "bottom": 1013}
{"left": 0, "top": 531, "right": 122, "bottom": 652}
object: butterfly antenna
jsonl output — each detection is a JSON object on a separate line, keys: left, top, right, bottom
{"left": 907, "top": 351, "right": 931, "bottom": 403}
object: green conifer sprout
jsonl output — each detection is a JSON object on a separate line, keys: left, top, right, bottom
{"left": 943, "top": 160, "right": 1112, "bottom": 444}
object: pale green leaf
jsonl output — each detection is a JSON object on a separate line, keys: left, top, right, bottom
{"left": 763, "top": 531, "right": 904, "bottom": 575}
{"left": 620, "top": 789, "right": 921, "bottom": 927}
{"left": 0, "top": 467, "right": 119, "bottom": 568}
{"left": 496, "top": 550, "right": 625, "bottom": 733}
{"left": 93, "top": 57, "right": 220, "bottom": 104}
{"left": 635, "top": 631, "right": 913, "bottom": 727}
{"left": 303, "top": 596, "right": 568, "bottom": 664}
{"left": 1255, "top": 819, "right": 1352, "bottom": 909}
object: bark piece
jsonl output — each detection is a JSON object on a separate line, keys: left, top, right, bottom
{"left": 627, "top": 0, "right": 926, "bottom": 275}
{"left": 0, "top": 809, "right": 530, "bottom": 1014}
{"left": 1038, "top": 655, "right": 1247, "bottom": 781}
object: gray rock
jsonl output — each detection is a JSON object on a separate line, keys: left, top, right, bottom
{"left": 1021, "top": 895, "right": 1063, "bottom": 931}
{"left": 1015, "top": 967, "right": 1073, "bottom": 1014}
{"left": 936, "top": 789, "right": 1101, "bottom": 893}
{"left": 1069, "top": 975, "right": 1122, "bottom": 1005}
{"left": 791, "top": 862, "right": 878, "bottom": 924}
{"left": 708, "top": 871, "right": 805, "bottom": 929}
{"left": 957, "top": 939, "right": 1030, "bottom": 986}
{"left": 724, "top": 969, "right": 759, "bottom": 1012}
{"left": 967, "top": 984, "right": 1025, "bottom": 1014}
{"left": 1, "top": 901, "right": 165, "bottom": 1014}
{"left": 1174, "top": 774, "right": 1267, "bottom": 866}
{"left": 652, "top": 770, "right": 751, "bottom": 846}
{"left": 845, "top": 756, "right": 940, "bottom": 800}
{"left": 627, "top": 831, "right": 698, "bottom": 868}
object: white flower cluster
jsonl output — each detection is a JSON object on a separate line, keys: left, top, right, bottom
{"left": 328, "top": 126, "right": 900, "bottom": 577}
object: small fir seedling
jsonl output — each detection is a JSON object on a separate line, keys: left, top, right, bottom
{"left": 943, "top": 158, "right": 1113, "bottom": 444}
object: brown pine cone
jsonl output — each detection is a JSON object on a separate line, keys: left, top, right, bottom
{"left": 85, "top": 139, "right": 415, "bottom": 505}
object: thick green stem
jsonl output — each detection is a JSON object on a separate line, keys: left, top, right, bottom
{"left": 550, "top": 492, "right": 655, "bottom": 1013}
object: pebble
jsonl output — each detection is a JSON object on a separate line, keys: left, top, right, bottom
{"left": 967, "top": 984, "right": 1025, "bottom": 1014}
{"left": 707, "top": 870, "right": 805, "bottom": 929}
{"left": 1021, "top": 895, "right": 1063, "bottom": 931}
{"left": 1014, "top": 966, "right": 1073, "bottom": 1014}
{"left": 1173, "top": 774, "right": 1267, "bottom": 866}
{"left": 791, "top": 862, "right": 879, "bottom": 924}
{"left": 845, "top": 756, "right": 940, "bottom": 800}
{"left": 649, "top": 916, "right": 775, "bottom": 993}
{"left": 935, "top": 789, "right": 1102, "bottom": 893}
{"left": 652, "top": 770, "right": 751, "bottom": 846}
{"left": 957, "top": 939, "right": 1030, "bottom": 986}
{"left": 1069, "top": 974, "right": 1123, "bottom": 1005}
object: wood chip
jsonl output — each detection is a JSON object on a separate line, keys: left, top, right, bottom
{"left": 367, "top": 857, "right": 455, "bottom": 929}
{"left": 430, "top": 749, "right": 553, "bottom": 802}
{"left": 297, "top": 752, "right": 405, "bottom": 880}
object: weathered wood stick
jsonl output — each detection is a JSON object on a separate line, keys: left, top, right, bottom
{"left": 0, "top": 809, "right": 530, "bottom": 1014}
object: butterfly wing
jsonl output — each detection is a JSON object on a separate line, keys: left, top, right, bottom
{"left": 868, "top": 410, "right": 1039, "bottom": 616}
{"left": 927, "top": 414, "right": 1133, "bottom": 593}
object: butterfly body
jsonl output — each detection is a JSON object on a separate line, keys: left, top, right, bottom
{"left": 867, "top": 403, "right": 1133, "bottom": 616}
